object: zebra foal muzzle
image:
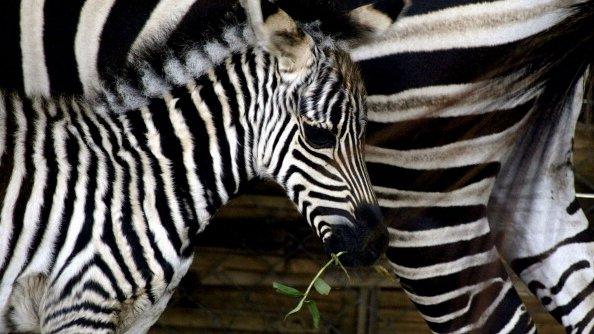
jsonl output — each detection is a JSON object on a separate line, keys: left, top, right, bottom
{"left": 323, "top": 203, "right": 388, "bottom": 266}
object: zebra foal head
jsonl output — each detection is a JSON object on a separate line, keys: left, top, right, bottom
{"left": 242, "top": 0, "right": 388, "bottom": 266}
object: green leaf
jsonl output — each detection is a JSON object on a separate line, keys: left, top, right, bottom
{"left": 308, "top": 301, "right": 321, "bottom": 329}
{"left": 273, "top": 282, "right": 303, "bottom": 298}
{"left": 279, "top": 252, "right": 352, "bottom": 325}
{"left": 313, "top": 278, "right": 331, "bottom": 295}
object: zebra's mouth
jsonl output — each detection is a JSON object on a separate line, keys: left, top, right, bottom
{"left": 322, "top": 204, "right": 388, "bottom": 267}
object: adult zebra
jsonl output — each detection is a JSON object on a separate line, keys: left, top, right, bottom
{"left": 1, "top": 0, "right": 593, "bottom": 332}
{"left": 348, "top": 0, "right": 593, "bottom": 332}
{"left": 0, "top": 1, "right": 388, "bottom": 332}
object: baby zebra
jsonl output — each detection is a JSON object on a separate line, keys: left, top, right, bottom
{"left": 0, "top": 2, "right": 387, "bottom": 333}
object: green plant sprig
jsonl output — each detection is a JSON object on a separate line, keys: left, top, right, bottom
{"left": 272, "top": 251, "right": 349, "bottom": 329}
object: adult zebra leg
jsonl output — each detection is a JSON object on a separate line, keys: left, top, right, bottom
{"left": 366, "top": 108, "right": 536, "bottom": 332}
{"left": 476, "top": 0, "right": 594, "bottom": 329}
{"left": 489, "top": 82, "right": 594, "bottom": 332}
{"left": 378, "top": 188, "right": 535, "bottom": 332}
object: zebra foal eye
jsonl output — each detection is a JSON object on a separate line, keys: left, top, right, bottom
{"left": 302, "top": 123, "right": 336, "bottom": 149}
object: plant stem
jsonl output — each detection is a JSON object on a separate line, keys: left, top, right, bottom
{"left": 284, "top": 251, "right": 346, "bottom": 319}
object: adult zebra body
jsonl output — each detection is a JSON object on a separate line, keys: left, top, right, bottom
{"left": 0, "top": 2, "right": 388, "bottom": 332}
{"left": 351, "top": 0, "right": 594, "bottom": 332}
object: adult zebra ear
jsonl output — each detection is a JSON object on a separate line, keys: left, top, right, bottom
{"left": 242, "top": 0, "right": 314, "bottom": 74}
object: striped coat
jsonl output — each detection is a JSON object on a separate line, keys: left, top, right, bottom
{"left": 1, "top": 0, "right": 594, "bottom": 332}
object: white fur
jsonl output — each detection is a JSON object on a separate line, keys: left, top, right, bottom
{"left": 0, "top": 97, "right": 29, "bottom": 314}
{"left": 100, "top": 114, "right": 148, "bottom": 290}
{"left": 184, "top": 49, "right": 213, "bottom": 79}
{"left": 367, "top": 83, "right": 538, "bottom": 122}
{"left": 20, "top": 113, "right": 69, "bottom": 279}
{"left": 48, "top": 111, "right": 92, "bottom": 283}
{"left": 141, "top": 106, "right": 190, "bottom": 250}
{"left": 204, "top": 42, "right": 231, "bottom": 65}
{"left": 376, "top": 177, "right": 495, "bottom": 208}
{"left": 20, "top": 0, "right": 50, "bottom": 96}
{"left": 118, "top": 117, "right": 181, "bottom": 267}
{"left": 223, "top": 25, "right": 250, "bottom": 53}
{"left": 164, "top": 93, "right": 210, "bottom": 225}
{"left": 366, "top": 114, "right": 527, "bottom": 170}
{"left": 116, "top": 116, "right": 169, "bottom": 309}
{"left": 164, "top": 57, "right": 191, "bottom": 86}
{"left": 212, "top": 66, "right": 242, "bottom": 195}
{"left": 190, "top": 82, "right": 230, "bottom": 204}
{"left": 8, "top": 274, "right": 47, "bottom": 333}
{"left": 115, "top": 81, "right": 149, "bottom": 111}
{"left": 139, "top": 65, "right": 170, "bottom": 98}
{"left": 351, "top": 0, "right": 567, "bottom": 61}
{"left": 75, "top": 0, "right": 117, "bottom": 96}
{"left": 391, "top": 247, "right": 499, "bottom": 280}
{"left": 389, "top": 218, "right": 491, "bottom": 248}
{"left": 129, "top": 0, "right": 198, "bottom": 57}
{"left": 0, "top": 101, "right": 48, "bottom": 308}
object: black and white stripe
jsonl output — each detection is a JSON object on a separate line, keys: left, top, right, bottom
{"left": 3, "top": 0, "right": 594, "bottom": 331}
{"left": 349, "top": 0, "right": 594, "bottom": 332}
{"left": 0, "top": 0, "right": 252, "bottom": 105}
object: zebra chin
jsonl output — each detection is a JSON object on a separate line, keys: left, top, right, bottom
{"left": 319, "top": 204, "right": 388, "bottom": 267}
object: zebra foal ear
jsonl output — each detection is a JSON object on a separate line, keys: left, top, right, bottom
{"left": 242, "top": 0, "right": 313, "bottom": 73}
